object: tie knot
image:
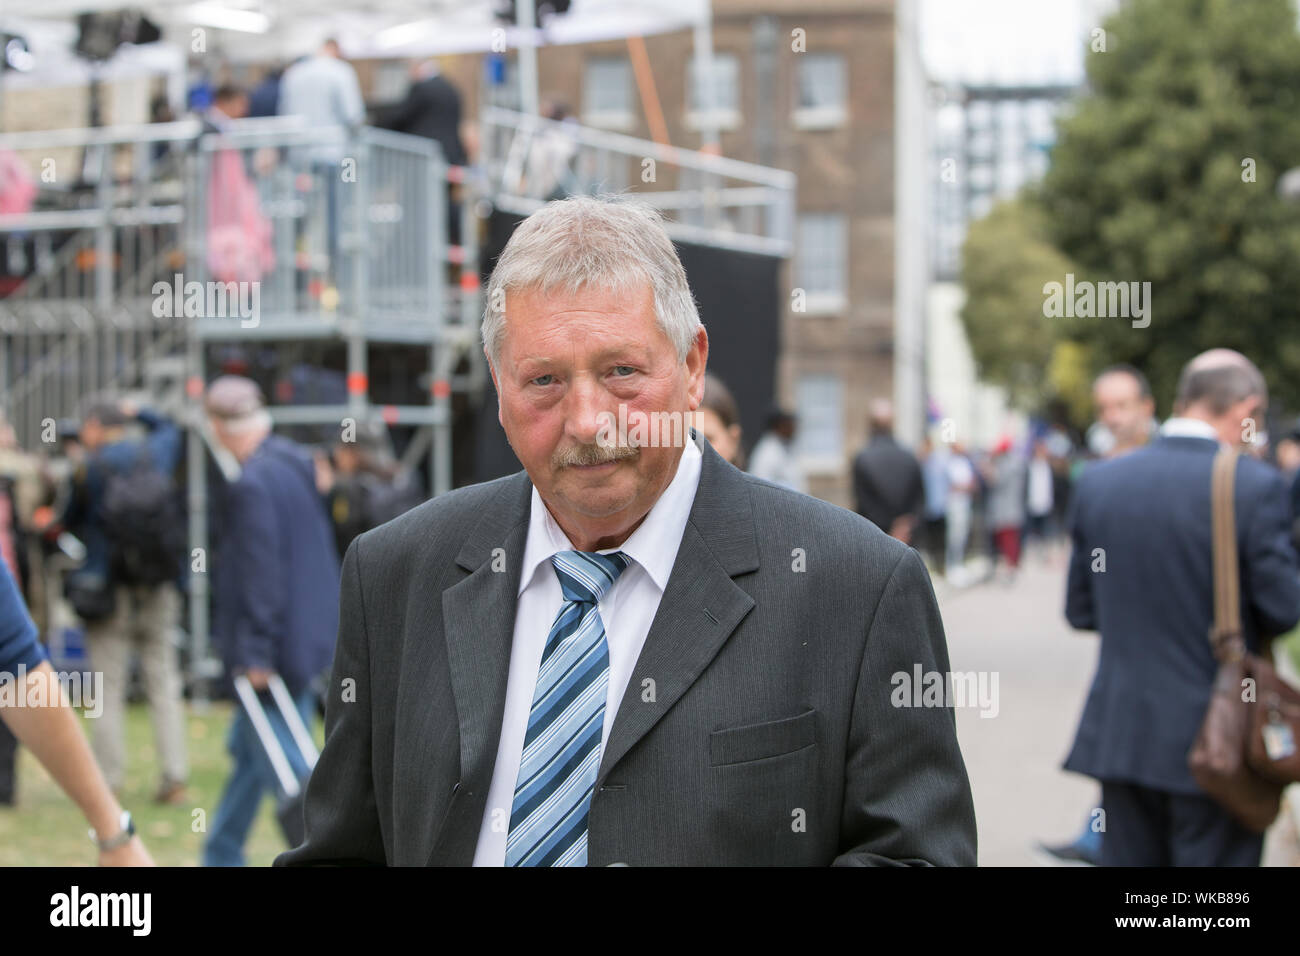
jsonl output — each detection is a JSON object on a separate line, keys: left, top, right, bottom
{"left": 552, "top": 550, "right": 629, "bottom": 605}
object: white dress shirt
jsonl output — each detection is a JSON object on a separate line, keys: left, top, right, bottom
{"left": 1159, "top": 416, "right": 1220, "bottom": 442}
{"left": 471, "top": 437, "right": 703, "bottom": 865}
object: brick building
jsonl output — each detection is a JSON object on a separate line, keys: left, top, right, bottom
{"left": 403, "top": 0, "right": 899, "bottom": 505}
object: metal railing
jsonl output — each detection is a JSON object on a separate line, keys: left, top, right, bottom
{"left": 479, "top": 106, "right": 796, "bottom": 258}
{"left": 184, "top": 123, "right": 448, "bottom": 343}
{"left": 0, "top": 117, "right": 457, "bottom": 446}
{"left": 1, "top": 108, "right": 795, "bottom": 693}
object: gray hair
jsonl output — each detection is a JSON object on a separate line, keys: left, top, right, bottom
{"left": 482, "top": 195, "right": 702, "bottom": 368}
{"left": 1175, "top": 350, "right": 1268, "bottom": 415}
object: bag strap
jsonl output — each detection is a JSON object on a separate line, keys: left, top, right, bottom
{"left": 1210, "top": 446, "right": 1245, "bottom": 663}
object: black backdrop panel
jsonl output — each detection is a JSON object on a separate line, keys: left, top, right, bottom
{"left": 471, "top": 210, "right": 782, "bottom": 484}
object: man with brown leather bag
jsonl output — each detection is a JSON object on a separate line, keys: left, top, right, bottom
{"left": 1065, "top": 349, "right": 1300, "bottom": 865}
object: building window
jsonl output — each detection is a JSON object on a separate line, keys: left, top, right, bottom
{"left": 794, "top": 53, "right": 846, "bottom": 129}
{"left": 583, "top": 57, "right": 634, "bottom": 130}
{"left": 795, "top": 213, "right": 848, "bottom": 312}
{"left": 795, "top": 374, "right": 845, "bottom": 468}
{"left": 686, "top": 53, "right": 740, "bottom": 130}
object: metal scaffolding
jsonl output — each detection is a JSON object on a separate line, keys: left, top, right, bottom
{"left": 1, "top": 105, "right": 795, "bottom": 692}
{"left": 0, "top": 116, "right": 478, "bottom": 692}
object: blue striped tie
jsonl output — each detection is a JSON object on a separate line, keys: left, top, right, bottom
{"left": 505, "top": 549, "right": 630, "bottom": 867}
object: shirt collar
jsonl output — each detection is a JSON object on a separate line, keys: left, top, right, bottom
{"left": 1159, "top": 417, "right": 1220, "bottom": 442}
{"left": 518, "top": 435, "right": 703, "bottom": 597}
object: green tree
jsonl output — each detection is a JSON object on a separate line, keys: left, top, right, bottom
{"left": 959, "top": 198, "right": 1081, "bottom": 410}
{"left": 1038, "top": 0, "right": 1300, "bottom": 415}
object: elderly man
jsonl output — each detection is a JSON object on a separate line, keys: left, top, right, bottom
{"left": 202, "top": 377, "right": 340, "bottom": 866}
{"left": 278, "top": 196, "right": 975, "bottom": 867}
{"left": 1065, "top": 349, "right": 1300, "bottom": 866}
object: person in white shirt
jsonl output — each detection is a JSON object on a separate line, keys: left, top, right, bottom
{"left": 278, "top": 39, "right": 365, "bottom": 274}
{"left": 278, "top": 39, "right": 365, "bottom": 159}
{"left": 747, "top": 410, "right": 807, "bottom": 494}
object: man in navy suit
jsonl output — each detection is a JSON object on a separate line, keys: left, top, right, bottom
{"left": 1065, "top": 349, "right": 1300, "bottom": 866}
{"left": 201, "top": 376, "right": 340, "bottom": 866}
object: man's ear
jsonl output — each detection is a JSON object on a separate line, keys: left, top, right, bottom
{"left": 685, "top": 327, "right": 709, "bottom": 410}
{"left": 486, "top": 350, "right": 505, "bottom": 430}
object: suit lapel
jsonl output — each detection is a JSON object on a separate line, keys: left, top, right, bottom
{"left": 597, "top": 435, "right": 759, "bottom": 786}
{"left": 428, "top": 473, "right": 531, "bottom": 864}
{"left": 426, "top": 436, "right": 761, "bottom": 854}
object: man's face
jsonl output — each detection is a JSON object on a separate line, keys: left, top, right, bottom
{"left": 80, "top": 418, "right": 104, "bottom": 451}
{"left": 490, "top": 283, "right": 707, "bottom": 546}
{"left": 1093, "top": 373, "right": 1151, "bottom": 449}
{"left": 207, "top": 416, "right": 235, "bottom": 456}
{"left": 1278, "top": 438, "right": 1300, "bottom": 473}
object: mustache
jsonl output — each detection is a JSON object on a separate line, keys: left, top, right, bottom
{"left": 553, "top": 441, "right": 639, "bottom": 468}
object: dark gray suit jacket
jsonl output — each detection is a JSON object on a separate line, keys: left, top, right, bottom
{"left": 276, "top": 432, "right": 977, "bottom": 866}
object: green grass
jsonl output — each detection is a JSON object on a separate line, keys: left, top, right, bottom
{"left": 0, "top": 700, "right": 320, "bottom": 867}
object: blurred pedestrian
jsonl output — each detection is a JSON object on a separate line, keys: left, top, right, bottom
{"left": 380, "top": 58, "right": 467, "bottom": 167}
{"left": 982, "top": 436, "right": 1027, "bottom": 583}
{"left": 279, "top": 39, "right": 364, "bottom": 274}
{"left": 851, "top": 399, "right": 924, "bottom": 544}
{"left": 693, "top": 374, "right": 744, "bottom": 467}
{"left": 748, "top": 409, "right": 806, "bottom": 494}
{"left": 945, "top": 442, "right": 977, "bottom": 585}
{"left": 525, "top": 98, "right": 579, "bottom": 201}
{"left": 55, "top": 399, "right": 188, "bottom": 804}
{"left": 323, "top": 422, "right": 423, "bottom": 560}
{"left": 0, "top": 419, "right": 40, "bottom": 807}
{"left": 202, "top": 377, "right": 341, "bottom": 867}
{"left": 1064, "top": 349, "right": 1300, "bottom": 865}
{"left": 1024, "top": 438, "right": 1056, "bottom": 563}
{"left": 0, "top": 559, "right": 153, "bottom": 864}
{"left": 0, "top": 417, "right": 43, "bottom": 624}
{"left": 1091, "top": 364, "right": 1156, "bottom": 459}
{"left": 205, "top": 85, "right": 274, "bottom": 286}
{"left": 919, "top": 435, "right": 950, "bottom": 574}
{"left": 279, "top": 39, "right": 364, "bottom": 145}
{"left": 247, "top": 64, "right": 285, "bottom": 118}
{"left": 379, "top": 57, "right": 468, "bottom": 245}
{"left": 1043, "top": 363, "right": 1158, "bottom": 864}
{"left": 202, "top": 83, "right": 247, "bottom": 134}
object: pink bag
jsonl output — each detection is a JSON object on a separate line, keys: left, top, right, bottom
{"left": 206, "top": 147, "right": 274, "bottom": 284}
{"left": 0, "top": 150, "right": 37, "bottom": 216}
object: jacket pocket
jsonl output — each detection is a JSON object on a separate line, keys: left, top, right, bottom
{"left": 709, "top": 708, "right": 817, "bottom": 766}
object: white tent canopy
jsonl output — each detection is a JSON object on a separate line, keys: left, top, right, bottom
{"left": 1, "top": 0, "right": 708, "bottom": 63}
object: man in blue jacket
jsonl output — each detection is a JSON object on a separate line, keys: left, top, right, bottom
{"left": 1065, "top": 349, "right": 1300, "bottom": 866}
{"left": 202, "top": 376, "right": 340, "bottom": 866}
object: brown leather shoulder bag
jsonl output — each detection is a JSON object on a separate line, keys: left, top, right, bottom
{"left": 1186, "top": 447, "right": 1293, "bottom": 832}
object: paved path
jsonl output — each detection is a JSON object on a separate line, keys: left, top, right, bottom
{"left": 932, "top": 552, "right": 1101, "bottom": 866}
